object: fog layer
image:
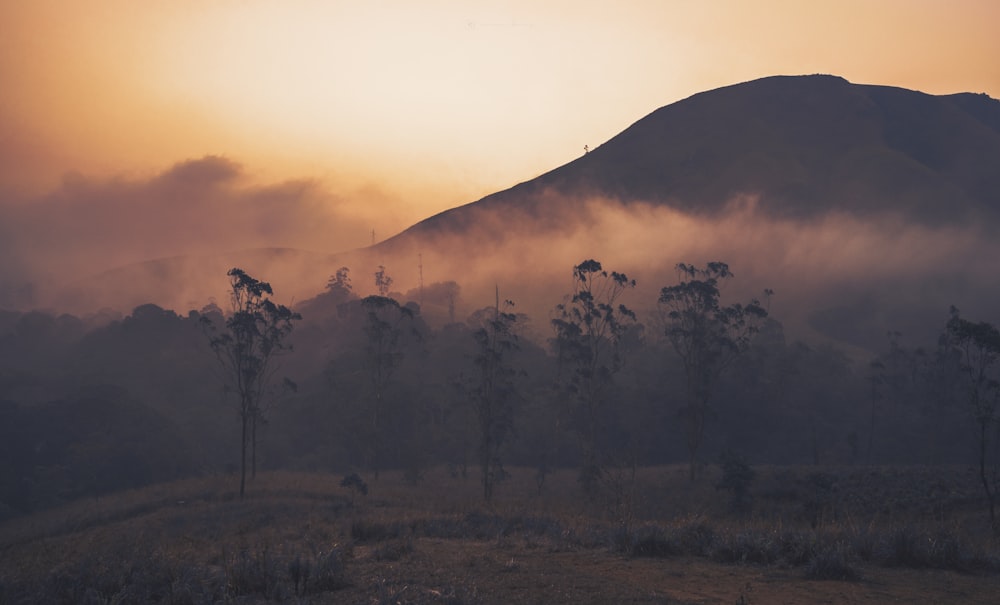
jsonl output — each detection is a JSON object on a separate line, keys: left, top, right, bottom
{"left": 2, "top": 156, "right": 996, "bottom": 352}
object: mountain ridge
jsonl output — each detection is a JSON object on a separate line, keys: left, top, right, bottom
{"left": 382, "top": 74, "right": 1000, "bottom": 251}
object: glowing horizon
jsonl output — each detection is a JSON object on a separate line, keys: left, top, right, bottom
{"left": 3, "top": 1, "right": 998, "bottom": 212}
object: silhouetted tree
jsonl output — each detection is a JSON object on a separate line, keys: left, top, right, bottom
{"left": 374, "top": 265, "right": 393, "bottom": 297}
{"left": 551, "top": 259, "right": 637, "bottom": 493}
{"left": 867, "top": 358, "right": 885, "bottom": 465}
{"left": 468, "top": 288, "right": 520, "bottom": 501}
{"left": 203, "top": 268, "right": 300, "bottom": 498}
{"left": 866, "top": 331, "right": 934, "bottom": 464}
{"left": 715, "top": 448, "right": 756, "bottom": 513}
{"left": 360, "top": 293, "right": 413, "bottom": 478}
{"left": 327, "top": 266, "right": 353, "bottom": 299}
{"left": 943, "top": 307, "right": 1000, "bottom": 530}
{"left": 659, "top": 262, "right": 766, "bottom": 480}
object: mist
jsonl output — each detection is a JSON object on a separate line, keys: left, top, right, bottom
{"left": 0, "top": 156, "right": 419, "bottom": 312}
{"left": 371, "top": 191, "right": 1000, "bottom": 350}
{"left": 2, "top": 154, "right": 996, "bottom": 353}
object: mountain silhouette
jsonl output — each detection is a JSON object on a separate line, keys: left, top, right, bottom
{"left": 361, "top": 74, "right": 1000, "bottom": 350}
{"left": 383, "top": 74, "right": 1000, "bottom": 251}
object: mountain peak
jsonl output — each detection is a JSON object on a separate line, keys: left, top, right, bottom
{"left": 386, "top": 74, "right": 1000, "bottom": 249}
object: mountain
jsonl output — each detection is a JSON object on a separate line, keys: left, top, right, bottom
{"left": 369, "top": 75, "right": 1000, "bottom": 349}
{"left": 385, "top": 74, "right": 1000, "bottom": 248}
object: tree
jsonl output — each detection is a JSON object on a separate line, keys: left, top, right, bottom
{"left": 360, "top": 293, "right": 413, "bottom": 478}
{"left": 715, "top": 448, "right": 756, "bottom": 513}
{"left": 326, "top": 266, "right": 353, "bottom": 299}
{"left": 203, "top": 268, "right": 300, "bottom": 498}
{"left": 551, "top": 259, "right": 637, "bottom": 493}
{"left": 468, "top": 288, "right": 520, "bottom": 501}
{"left": 658, "top": 262, "right": 766, "bottom": 481}
{"left": 943, "top": 307, "right": 1000, "bottom": 529}
{"left": 374, "top": 265, "right": 393, "bottom": 297}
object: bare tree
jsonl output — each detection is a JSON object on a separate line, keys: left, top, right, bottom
{"left": 203, "top": 268, "right": 300, "bottom": 498}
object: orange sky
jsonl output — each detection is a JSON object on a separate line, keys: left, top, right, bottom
{"left": 2, "top": 0, "right": 999, "bottom": 227}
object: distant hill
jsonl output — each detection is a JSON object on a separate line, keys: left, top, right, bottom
{"left": 385, "top": 74, "right": 1000, "bottom": 249}
{"left": 364, "top": 75, "right": 1000, "bottom": 349}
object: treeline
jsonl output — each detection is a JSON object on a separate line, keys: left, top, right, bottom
{"left": 0, "top": 260, "right": 989, "bottom": 516}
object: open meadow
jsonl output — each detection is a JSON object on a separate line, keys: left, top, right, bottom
{"left": 2, "top": 464, "right": 999, "bottom": 604}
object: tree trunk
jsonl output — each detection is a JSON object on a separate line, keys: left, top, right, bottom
{"left": 250, "top": 408, "right": 257, "bottom": 479}
{"left": 240, "top": 411, "right": 247, "bottom": 499}
{"left": 979, "top": 422, "right": 996, "bottom": 530}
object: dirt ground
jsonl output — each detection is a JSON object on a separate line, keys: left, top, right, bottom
{"left": 3, "top": 468, "right": 999, "bottom": 604}
{"left": 332, "top": 537, "right": 1000, "bottom": 604}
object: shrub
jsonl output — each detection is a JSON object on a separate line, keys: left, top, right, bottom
{"left": 710, "top": 530, "right": 779, "bottom": 565}
{"left": 340, "top": 473, "right": 369, "bottom": 497}
{"left": 628, "top": 526, "right": 678, "bottom": 558}
{"left": 351, "top": 519, "right": 402, "bottom": 542}
{"left": 373, "top": 538, "right": 415, "bottom": 562}
{"left": 309, "top": 547, "right": 349, "bottom": 592}
{"left": 805, "top": 545, "right": 861, "bottom": 581}
{"left": 878, "top": 525, "right": 929, "bottom": 568}
{"left": 716, "top": 449, "right": 756, "bottom": 513}
{"left": 776, "top": 529, "right": 819, "bottom": 566}
{"left": 674, "top": 519, "right": 717, "bottom": 557}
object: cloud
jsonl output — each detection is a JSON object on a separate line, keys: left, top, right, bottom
{"left": 4, "top": 162, "right": 997, "bottom": 354}
{"left": 0, "top": 156, "right": 408, "bottom": 311}
{"left": 367, "top": 191, "right": 1000, "bottom": 350}
{"left": 152, "top": 155, "right": 242, "bottom": 191}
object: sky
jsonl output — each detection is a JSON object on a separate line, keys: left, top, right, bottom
{"left": 3, "top": 1, "right": 998, "bottom": 205}
{"left": 1, "top": 0, "right": 999, "bottom": 313}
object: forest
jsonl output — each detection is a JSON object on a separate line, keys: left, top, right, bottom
{"left": 0, "top": 256, "right": 991, "bottom": 521}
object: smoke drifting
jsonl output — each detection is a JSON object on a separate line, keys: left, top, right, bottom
{"left": 0, "top": 156, "right": 414, "bottom": 312}
{"left": 2, "top": 156, "right": 996, "bottom": 353}
{"left": 374, "top": 192, "right": 1000, "bottom": 350}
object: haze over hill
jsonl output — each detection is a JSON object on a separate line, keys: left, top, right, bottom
{"left": 3, "top": 74, "right": 1000, "bottom": 350}
{"left": 378, "top": 75, "right": 1000, "bottom": 348}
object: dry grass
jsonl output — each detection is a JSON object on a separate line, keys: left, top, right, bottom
{"left": 0, "top": 465, "right": 998, "bottom": 603}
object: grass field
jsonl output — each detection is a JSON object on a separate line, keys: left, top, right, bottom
{"left": 1, "top": 464, "right": 999, "bottom": 604}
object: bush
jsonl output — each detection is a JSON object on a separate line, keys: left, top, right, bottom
{"left": 674, "top": 519, "right": 717, "bottom": 557}
{"left": 351, "top": 519, "right": 403, "bottom": 542}
{"left": 710, "top": 530, "right": 779, "bottom": 565}
{"left": 628, "top": 526, "right": 679, "bottom": 558}
{"left": 309, "top": 547, "right": 349, "bottom": 592}
{"left": 340, "top": 473, "right": 369, "bottom": 497}
{"left": 805, "top": 545, "right": 861, "bottom": 581}
{"left": 716, "top": 449, "right": 756, "bottom": 513}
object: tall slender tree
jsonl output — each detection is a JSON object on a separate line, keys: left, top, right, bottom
{"left": 360, "top": 292, "right": 413, "bottom": 478}
{"left": 551, "top": 259, "right": 637, "bottom": 493}
{"left": 203, "top": 268, "right": 300, "bottom": 498}
{"left": 469, "top": 287, "right": 520, "bottom": 501}
{"left": 943, "top": 307, "right": 1000, "bottom": 530}
{"left": 659, "top": 262, "right": 766, "bottom": 481}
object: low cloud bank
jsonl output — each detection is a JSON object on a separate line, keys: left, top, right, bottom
{"left": 0, "top": 156, "right": 414, "bottom": 311}
{"left": 3, "top": 162, "right": 996, "bottom": 351}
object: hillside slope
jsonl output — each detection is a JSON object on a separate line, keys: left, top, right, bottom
{"left": 387, "top": 74, "right": 1000, "bottom": 248}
